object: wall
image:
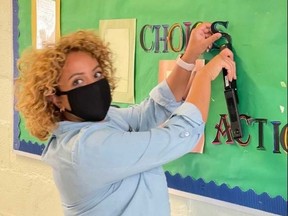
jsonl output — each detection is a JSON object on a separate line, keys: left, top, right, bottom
{"left": 0, "top": 1, "right": 62, "bottom": 215}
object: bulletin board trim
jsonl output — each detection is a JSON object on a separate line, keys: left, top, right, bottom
{"left": 165, "top": 172, "right": 286, "bottom": 215}
{"left": 13, "top": 0, "right": 20, "bottom": 154}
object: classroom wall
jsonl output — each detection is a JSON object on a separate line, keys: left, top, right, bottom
{"left": 0, "top": 1, "right": 283, "bottom": 216}
{"left": 0, "top": 1, "right": 62, "bottom": 215}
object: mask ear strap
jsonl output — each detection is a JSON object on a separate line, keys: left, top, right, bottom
{"left": 55, "top": 88, "right": 67, "bottom": 96}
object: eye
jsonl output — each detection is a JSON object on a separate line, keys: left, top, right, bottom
{"left": 72, "top": 79, "right": 84, "bottom": 86}
{"left": 94, "top": 71, "right": 104, "bottom": 80}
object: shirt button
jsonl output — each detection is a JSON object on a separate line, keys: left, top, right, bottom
{"left": 180, "top": 131, "right": 190, "bottom": 138}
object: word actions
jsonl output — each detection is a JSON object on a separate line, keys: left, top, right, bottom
{"left": 212, "top": 114, "right": 288, "bottom": 154}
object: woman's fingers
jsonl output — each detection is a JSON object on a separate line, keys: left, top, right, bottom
{"left": 206, "top": 48, "right": 236, "bottom": 81}
{"left": 221, "top": 53, "right": 236, "bottom": 81}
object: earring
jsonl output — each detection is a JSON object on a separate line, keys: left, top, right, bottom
{"left": 60, "top": 107, "right": 65, "bottom": 112}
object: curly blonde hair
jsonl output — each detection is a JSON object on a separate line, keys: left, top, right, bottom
{"left": 15, "top": 30, "right": 116, "bottom": 141}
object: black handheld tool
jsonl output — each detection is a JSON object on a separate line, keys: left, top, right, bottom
{"left": 211, "top": 21, "right": 242, "bottom": 139}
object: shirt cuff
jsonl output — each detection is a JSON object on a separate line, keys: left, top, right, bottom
{"left": 149, "top": 80, "right": 182, "bottom": 113}
{"left": 172, "top": 102, "right": 204, "bottom": 126}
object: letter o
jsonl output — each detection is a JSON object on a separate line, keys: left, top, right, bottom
{"left": 167, "top": 23, "right": 184, "bottom": 52}
{"left": 280, "top": 124, "right": 288, "bottom": 153}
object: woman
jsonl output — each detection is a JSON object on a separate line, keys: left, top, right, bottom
{"left": 15, "top": 22, "right": 235, "bottom": 216}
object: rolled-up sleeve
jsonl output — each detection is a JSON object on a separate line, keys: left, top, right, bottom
{"left": 149, "top": 80, "right": 182, "bottom": 113}
{"left": 108, "top": 80, "right": 183, "bottom": 132}
{"left": 165, "top": 102, "right": 204, "bottom": 134}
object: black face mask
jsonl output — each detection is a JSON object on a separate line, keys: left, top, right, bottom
{"left": 56, "top": 78, "right": 111, "bottom": 121}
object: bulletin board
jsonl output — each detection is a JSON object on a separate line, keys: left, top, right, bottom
{"left": 13, "top": 0, "right": 287, "bottom": 215}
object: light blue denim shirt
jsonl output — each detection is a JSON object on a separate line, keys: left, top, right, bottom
{"left": 42, "top": 80, "right": 205, "bottom": 216}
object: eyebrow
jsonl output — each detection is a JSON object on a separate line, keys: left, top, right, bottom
{"left": 68, "top": 64, "right": 101, "bottom": 80}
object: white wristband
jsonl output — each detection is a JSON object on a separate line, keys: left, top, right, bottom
{"left": 176, "top": 54, "right": 195, "bottom": 72}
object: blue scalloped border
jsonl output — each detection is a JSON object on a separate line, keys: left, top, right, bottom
{"left": 165, "top": 172, "right": 287, "bottom": 215}
{"left": 13, "top": 0, "right": 20, "bottom": 152}
{"left": 16, "top": 140, "right": 45, "bottom": 156}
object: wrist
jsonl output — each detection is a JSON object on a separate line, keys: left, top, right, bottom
{"left": 176, "top": 54, "right": 195, "bottom": 72}
{"left": 196, "top": 67, "right": 213, "bottom": 81}
{"left": 181, "top": 49, "right": 199, "bottom": 64}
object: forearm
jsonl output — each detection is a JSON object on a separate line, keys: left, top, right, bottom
{"left": 165, "top": 64, "right": 192, "bottom": 102}
{"left": 185, "top": 70, "right": 211, "bottom": 122}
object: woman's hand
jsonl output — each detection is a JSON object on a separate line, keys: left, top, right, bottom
{"left": 200, "top": 48, "right": 236, "bottom": 81}
{"left": 185, "top": 48, "right": 236, "bottom": 122}
{"left": 181, "top": 22, "right": 222, "bottom": 64}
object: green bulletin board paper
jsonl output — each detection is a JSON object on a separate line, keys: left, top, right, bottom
{"left": 17, "top": 0, "right": 287, "bottom": 200}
